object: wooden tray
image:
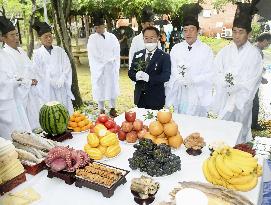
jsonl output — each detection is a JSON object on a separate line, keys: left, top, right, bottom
{"left": 75, "top": 162, "right": 129, "bottom": 198}
{"left": 23, "top": 161, "right": 46, "bottom": 175}
{"left": 47, "top": 169, "right": 76, "bottom": 185}
{"left": 44, "top": 131, "right": 73, "bottom": 142}
{"left": 0, "top": 172, "right": 26, "bottom": 195}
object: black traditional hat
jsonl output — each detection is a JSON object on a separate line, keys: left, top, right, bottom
{"left": 232, "top": 2, "right": 256, "bottom": 33}
{"left": 141, "top": 6, "right": 154, "bottom": 23}
{"left": 233, "top": 13, "right": 252, "bottom": 33}
{"left": 183, "top": 15, "right": 199, "bottom": 29}
{"left": 32, "top": 19, "right": 52, "bottom": 37}
{"left": 180, "top": 3, "right": 202, "bottom": 29}
{"left": 0, "top": 16, "right": 15, "bottom": 35}
{"left": 93, "top": 12, "right": 105, "bottom": 26}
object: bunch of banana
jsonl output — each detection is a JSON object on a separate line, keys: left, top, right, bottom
{"left": 202, "top": 146, "right": 262, "bottom": 192}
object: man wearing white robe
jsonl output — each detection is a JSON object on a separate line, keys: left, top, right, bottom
{"left": 165, "top": 16, "right": 214, "bottom": 117}
{"left": 212, "top": 15, "right": 263, "bottom": 142}
{"left": 129, "top": 7, "right": 161, "bottom": 68}
{"left": 87, "top": 16, "right": 120, "bottom": 117}
{"left": 0, "top": 35, "right": 29, "bottom": 139}
{"left": 0, "top": 16, "right": 38, "bottom": 131}
{"left": 0, "top": 51, "right": 26, "bottom": 138}
{"left": 32, "top": 21, "right": 74, "bottom": 114}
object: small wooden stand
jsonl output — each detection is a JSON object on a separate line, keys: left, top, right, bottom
{"left": 23, "top": 161, "right": 46, "bottom": 175}
{"left": 47, "top": 169, "right": 76, "bottom": 185}
{"left": 0, "top": 172, "right": 26, "bottom": 195}
{"left": 131, "top": 190, "right": 157, "bottom": 205}
{"left": 44, "top": 131, "right": 73, "bottom": 142}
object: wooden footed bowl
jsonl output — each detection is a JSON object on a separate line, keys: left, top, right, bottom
{"left": 186, "top": 148, "right": 202, "bottom": 156}
{"left": 131, "top": 190, "right": 157, "bottom": 205}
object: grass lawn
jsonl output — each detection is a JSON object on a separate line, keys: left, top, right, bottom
{"left": 266, "top": 47, "right": 271, "bottom": 54}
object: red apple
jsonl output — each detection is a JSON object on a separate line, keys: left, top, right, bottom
{"left": 104, "top": 120, "right": 116, "bottom": 129}
{"left": 109, "top": 127, "right": 118, "bottom": 133}
{"left": 137, "top": 129, "right": 147, "bottom": 139}
{"left": 133, "top": 119, "right": 143, "bottom": 131}
{"left": 126, "top": 131, "right": 137, "bottom": 143}
{"left": 98, "top": 114, "right": 109, "bottom": 123}
{"left": 118, "top": 130, "right": 127, "bottom": 141}
{"left": 115, "top": 125, "right": 121, "bottom": 132}
{"left": 121, "top": 121, "right": 133, "bottom": 132}
{"left": 95, "top": 118, "right": 103, "bottom": 125}
{"left": 125, "top": 111, "right": 136, "bottom": 122}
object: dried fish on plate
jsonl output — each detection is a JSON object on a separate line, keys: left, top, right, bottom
{"left": 11, "top": 131, "right": 60, "bottom": 166}
{"left": 11, "top": 131, "right": 59, "bottom": 151}
{"left": 159, "top": 181, "right": 253, "bottom": 205}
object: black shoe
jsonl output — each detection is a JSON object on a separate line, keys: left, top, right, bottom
{"left": 109, "top": 108, "right": 118, "bottom": 118}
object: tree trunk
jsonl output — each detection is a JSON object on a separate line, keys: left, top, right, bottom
{"left": 51, "top": 0, "right": 83, "bottom": 108}
{"left": 75, "top": 15, "right": 79, "bottom": 50}
{"left": 52, "top": 15, "right": 62, "bottom": 46}
{"left": 27, "top": 0, "right": 36, "bottom": 58}
{"left": 22, "top": 11, "right": 29, "bottom": 50}
{"left": 63, "top": 0, "right": 72, "bottom": 22}
{"left": 105, "top": 16, "right": 113, "bottom": 32}
{"left": 85, "top": 15, "right": 90, "bottom": 37}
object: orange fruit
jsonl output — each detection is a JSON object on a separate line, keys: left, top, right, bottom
{"left": 69, "top": 121, "right": 77, "bottom": 128}
{"left": 73, "top": 127, "right": 81, "bottom": 132}
{"left": 75, "top": 116, "right": 84, "bottom": 123}
{"left": 84, "top": 119, "right": 90, "bottom": 125}
{"left": 79, "top": 114, "right": 86, "bottom": 120}
{"left": 73, "top": 111, "right": 81, "bottom": 117}
{"left": 81, "top": 126, "right": 88, "bottom": 131}
{"left": 70, "top": 116, "right": 76, "bottom": 122}
{"left": 78, "top": 121, "right": 86, "bottom": 127}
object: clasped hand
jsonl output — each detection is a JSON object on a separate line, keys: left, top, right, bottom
{"left": 136, "top": 71, "right": 149, "bottom": 82}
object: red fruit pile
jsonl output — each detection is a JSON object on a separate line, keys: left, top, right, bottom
{"left": 233, "top": 143, "right": 256, "bottom": 156}
{"left": 118, "top": 111, "right": 148, "bottom": 143}
{"left": 92, "top": 114, "right": 120, "bottom": 134}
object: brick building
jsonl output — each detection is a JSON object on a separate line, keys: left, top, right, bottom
{"left": 198, "top": 0, "right": 237, "bottom": 38}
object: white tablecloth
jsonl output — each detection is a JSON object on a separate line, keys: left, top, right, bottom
{"left": 5, "top": 108, "right": 263, "bottom": 205}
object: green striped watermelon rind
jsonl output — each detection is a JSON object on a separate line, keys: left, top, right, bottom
{"left": 39, "top": 101, "right": 70, "bottom": 135}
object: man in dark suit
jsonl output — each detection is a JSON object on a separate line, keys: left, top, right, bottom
{"left": 128, "top": 26, "right": 171, "bottom": 110}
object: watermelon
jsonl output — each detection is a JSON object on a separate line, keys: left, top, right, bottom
{"left": 39, "top": 101, "right": 70, "bottom": 135}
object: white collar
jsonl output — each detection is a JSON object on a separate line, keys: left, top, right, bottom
{"left": 184, "top": 38, "right": 200, "bottom": 48}
{"left": 234, "top": 40, "right": 250, "bottom": 51}
{"left": 4, "top": 44, "right": 20, "bottom": 53}
{"left": 146, "top": 48, "right": 157, "bottom": 55}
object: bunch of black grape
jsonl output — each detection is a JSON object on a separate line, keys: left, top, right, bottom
{"left": 129, "top": 139, "right": 181, "bottom": 177}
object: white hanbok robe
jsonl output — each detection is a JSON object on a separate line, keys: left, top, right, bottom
{"left": 165, "top": 39, "right": 214, "bottom": 117}
{"left": 0, "top": 49, "right": 32, "bottom": 135}
{"left": 3, "top": 45, "right": 41, "bottom": 130}
{"left": 32, "top": 45, "right": 74, "bottom": 114}
{"left": 212, "top": 41, "right": 263, "bottom": 142}
{"left": 87, "top": 32, "right": 120, "bottom": 102}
